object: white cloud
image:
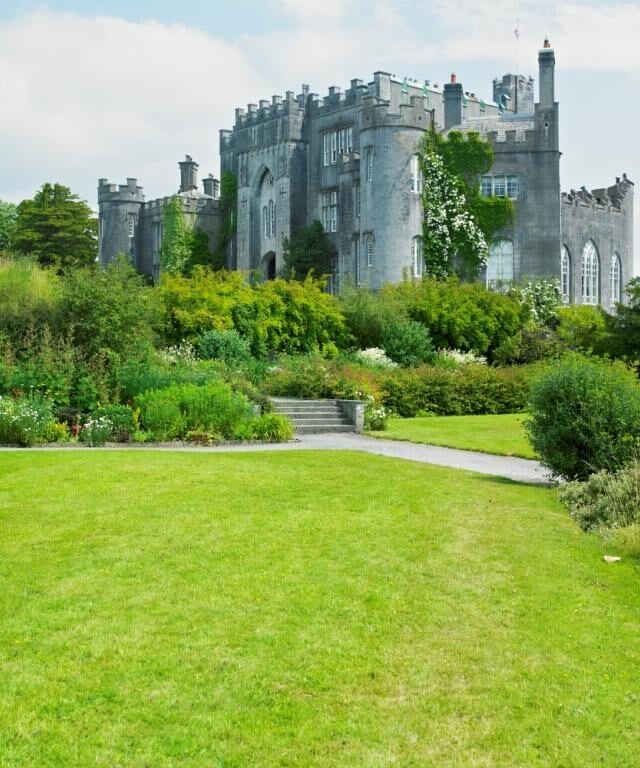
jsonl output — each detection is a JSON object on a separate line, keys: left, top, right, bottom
{"left": 0, "top": 10, "right": 268, "bottom": 204}
{"left": 431, "top": 1, "right": 640, "bottom": 72}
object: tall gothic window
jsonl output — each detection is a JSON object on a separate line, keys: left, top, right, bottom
{"left": 486, "top": 239, "right": 514, "bottom": 291}
{"left": 581, "top": 240, "right": 599, "bottom": 305}
{"left": 411, "top": 236, "right": 423, "bottom": 277}
{"left": 561, "top": 246, "right": 571, "bottom": 304}
{"left": 610, "top": 253, "right": 622, "bottom": 309}
{"left": 410, "top": 155, "right": 423, "bottom": 194}
{"left": 321, "top": 190, "right": 338, "bottom": 233}
{"left": 365, "top": 147, "right": 374, "bottom": 182}
{"left": 268, "top": 200, "right": 276, "bottom": 237}
{"left": 262, "top": 205, "right": 269, "bottom": 239}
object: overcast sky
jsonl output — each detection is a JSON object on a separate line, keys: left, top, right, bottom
{"left": 1, "top": 0, "right": 638, "bottom": 266}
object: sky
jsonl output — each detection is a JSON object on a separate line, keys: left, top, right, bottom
{"left": 1, "top": 0, "right": 638, "bottom": 265}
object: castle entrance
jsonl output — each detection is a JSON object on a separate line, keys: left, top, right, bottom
{"left": 263, "top": 251, "right": 276, "bottom": 280}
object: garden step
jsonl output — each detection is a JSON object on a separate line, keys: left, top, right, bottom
{"left": 270, "top": 397, "right": 356, "bottom": 434}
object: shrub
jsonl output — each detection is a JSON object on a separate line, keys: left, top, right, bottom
{"left": 135, "top": 381, "right": 254, "bottom": 441}
{"left": 354, "top": 348, "right": 398, "bottom": 369}
{"left": 80, "top": 416, "right": 113, "bottom": 447}
{"left": 42, "top": 421, "right": 70, "bottom": 443}
{"left": 559, "top": 461, "right": 640, "bottom": 542}
{"left": 196, "top": 329, "right": 252, "bottom": 366}
{"left": 556, "top": 305, "right": 610, "bottom": 354}
{"left": 379, "top": 364, "right": 528, "bottom": 418}
{"left": 380, "top": 317, "right": 434, "bottom": 367}
{"left": 92, "top": 404, "right": 138, "bottom": 442}
{"left": 0, "top": 395, "right": 54, "bottom": 446}
{"left": 527, "top": 356, "right": 640, "bottom": 480}
{"left": 251, "top": 413, "right": 295, "bottom": 442}
{"left": 0, "top": 258, "right": 60, "bottom": 348}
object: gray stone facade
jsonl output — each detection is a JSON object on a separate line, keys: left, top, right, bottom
{"left": 98, "top": 42, "right": 634, "bottom": 306}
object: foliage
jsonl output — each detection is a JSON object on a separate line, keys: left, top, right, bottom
{"left": 282, "top": 220, "right": 335, "bottom": 280}
{"left": 195, "top": 329, "right": 252, "bottom": 367}
{"left": 339, "top": 285, "right": 388, "bottom": 349}
{"left": 420, "top": 129, "right": 513, "bottom": 279}
{"left": 0, "top": 394, "right": 54, "bottom": 446}
{"left": 384, "top": 278, "right": 524, "bottom": 360}
{"left": 212, "top": 171, "right": 237, "bottom": 269}
{"left": 0, "top": 200, "right": 18, "bottom": 251}
{"left": 160, "top": 197, "right": 193, "bottom": 276}
{"left": 161, "top": 267, "right": 350, "bottom": 356}
{"left": 135, "top": 381, "right": 254, "bottom": 441}
{"left": 354, "top": 348, "right": 398, "bottom": 369}
{"left": 379, "top": 363, "right": 529, "bottom": 418}
{"left": 0, "top": 258, "right": 60, "bottom": 348}
{"left": 79, "top": 415, "right": 113, "bottom": 447}
{"left": 556, "top": 304, "right": 610, "bottom": 354}
{"left": 92, "top": 403, "right": 138, "bottom": 442}
{"left": 250, "top": 413, "right": 295, "bottom": 442}
{"left": 526, "top": 356, "right": 640, "bottom": 480}
{"left": 380, "top": 316, "right": 434, "bottom": 367}
{"left": 116, "top": 356, "right": 224, "bottom": 402}
{"left": 512, "top": 279, "right": 562, "bottom": 328}
{"left": 605, "top": 276, "right": 640, "bottom": 360}
{"left": 57, "top": 255, "right": 162, "bottom": 361}
{"left": 11, "top": 183, "right": 97, "bottom": 271}
{"left": 366, "top": 403, "right": 389, "bottom": 431}
{"left": 559, "top": 460, "right": 640, "bottom": 538}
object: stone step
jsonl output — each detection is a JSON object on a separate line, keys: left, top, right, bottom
{"left": 292, "top": 417, "right": 350, "bottom": 425}
{"left": 295, "top": 424, "right": 355, "bottom": 434}
{"left": 275, "top": 408, "right": 344, "bottom": 417}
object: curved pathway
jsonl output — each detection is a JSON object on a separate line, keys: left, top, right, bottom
{"left": 8, "top": 433, "right": 550, "bottom": 485}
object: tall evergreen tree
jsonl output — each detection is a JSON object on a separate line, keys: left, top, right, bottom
{"left": 11, "top": 183, "right": 97, "bottom": 271}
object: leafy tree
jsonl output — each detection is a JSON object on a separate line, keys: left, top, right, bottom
{"left": 0, "top": 201, "right": 18, "bottom": 251}
{"left": 11, "top": 183, "right": 97, "bottom": 271}
{"left": 421, "top": 128, "right": 513, "bottom": 280}
{"left": 57, "top": 255, "right": 162, "bottom": 360}
{"left": 282, "top": 220, "right": 334, "bottom": 280}
{"left": 606, "top": 277, "right": 640, "bottom": 361}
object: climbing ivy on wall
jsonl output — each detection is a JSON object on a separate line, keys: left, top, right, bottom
{"left": 212, "top": 171, "right": 237, "bottom": 269}
{"left": 160, "top": 197, "right": 192, "bottom": 276}
{"left": 421, "top": 128, "right": 513, "bottom": 280}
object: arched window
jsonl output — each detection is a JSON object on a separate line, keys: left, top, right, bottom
{"left": 268, "top": 200, "right": 275, "bottom": 237}
{"left": 486, "top": 239, "right": 514, "bottom": 292}
{"left": 263, "top": 206, "right": 269, "bottom": 239}
{"left": 561, "top": 246, "right": 571, "bottom": 304}
{"left": 581, "top": 240, "right": 599, "bottom": 305}
{"left": 411, "top": 236, "right": 423, "bottom": 277}
{"left": 410, "top": 155, "right": 423, "bottom": 194}
{"left": 610, "top": 253, "right": 622, "bottom": 309}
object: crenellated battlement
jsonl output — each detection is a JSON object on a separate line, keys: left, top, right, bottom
{"left": 98, "top": 177, "right": 145, "bottom": 204}
{"left": 562, "top": 175, "right": 634, "bottom": 212}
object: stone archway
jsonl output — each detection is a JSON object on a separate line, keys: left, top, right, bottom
{"left": 263, "top": 251, "right": 276, "bottom": 281}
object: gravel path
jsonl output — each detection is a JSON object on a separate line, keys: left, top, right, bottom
{"left": 6, "top": 433, "right": 550, "bottom": 485}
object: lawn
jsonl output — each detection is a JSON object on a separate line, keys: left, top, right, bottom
{"left": 374, "top": 413, "right": 536, "bottom": 458}
{"left": 1, "top": 450, "right": 638, "bottom": 767}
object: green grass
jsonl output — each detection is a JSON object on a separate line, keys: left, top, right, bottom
{"left": 1, "top": 450, "right": 638, "bottom": 767}
{"left": 373, "top": 413, "right": 537, "bottom": 458}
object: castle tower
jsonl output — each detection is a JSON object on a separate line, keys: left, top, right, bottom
{"left": 98, "top": 177, "right": 145, "bottom": 268}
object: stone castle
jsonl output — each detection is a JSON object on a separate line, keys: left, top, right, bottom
{"left": 98, "top": 41, "right": 634, "bottom": 307}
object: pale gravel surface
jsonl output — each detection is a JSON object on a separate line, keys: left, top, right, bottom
{"left": 2, "top": 433, "right": 551, "bottom": 485}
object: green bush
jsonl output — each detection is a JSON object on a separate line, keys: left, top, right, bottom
{"left": 0, "top": 395, "right": 53, "bottom": 446}
{"left": 384, "top": 278, "right": 525, "bottom": 360}
{"left": 559, "top": 461, "right": 640, "bottom": 545}
{"left": 135, "top": 381, "right": 254, "bottom": 441}
{"left": 0, "top": 258, "right": 60, "bottom": 348}
{"left": 92, "top": 404, "right": 138, "bottom": 442}
{"left": 196, "top": 329, "right": 252, "bottom": 366}
{"left": 556, "top": 305, "right": 610, "bottom": 354}
{"left": 380, "top": 317, "right": 434, "bottom": 367}
{"left": 379, "top": 364, "right": 529, "bottom": 417}
{"left": 79, "top": 415, "right": 113, "bottom": 447}
{"left": 251, "top": 413, "right": 294, "bottom": 442}
{"left": 117, "top": 357, "right": 224, "bottom": 402}
{"left": 527, "top": 356, "right": 640, "bottom": 480}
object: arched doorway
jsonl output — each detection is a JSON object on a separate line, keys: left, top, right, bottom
{"left": 263, "top": 251, "right": 276, "bottom": 281}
